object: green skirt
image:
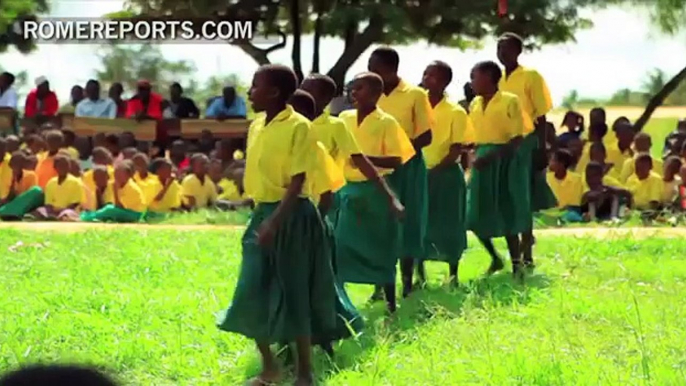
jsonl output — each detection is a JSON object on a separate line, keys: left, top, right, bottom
{"left": 80, "top": 204, "right": 144, "bottom": 223}
{"left": 423, "top": 164, "right": 467, "bottom": 264}
{"left": 520, "top": 134, "right": 557, "bottom": 212}
{"left": 335, "top": 180, "right": 401, "bottom": 285}
{"left": 466, "top": 144, "right": 530, "bottom": 238}
{"left": 0, "top": 186, "right": 44, "bottom": 218}
{"left": 387, "top": 153, "right": 428, "bottom": 258}
{"left": 217, "top": 199, "right": 337, "bottom": 343}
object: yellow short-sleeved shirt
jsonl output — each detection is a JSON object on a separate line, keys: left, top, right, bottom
{"left": 626, "top": 172, "right": 663, "bottom": 209}
{"left": 547, "top": 171, "right": 583, "bottom": 207}
{"left": 83, "top": 166, "right": 114, "bottom": 194}
{"left": 340, "top": 108, "right": 415, "bottom": 182}
{"left": 134, "top": 172, "right": 159, "bottom": 205}
{"left": 576, "top": 142, "right": 627, "bottom": 179}
{"left": 12, "top": 170, "right": 37, "bottom": 196}
{"left": 582, "top": 173, "right": 624, "bottom": 192}
{"left": 311, "top": 111, "right": 361, "bottom": 170}
{"left": 244, "top": 106, "right": 317, "bottom": 203}
{"left": 104, "top": 180, "right": 147, "bottom": 212}
{"left": 147, "top": 178, "right": 182, "bottom": 212}
{"left": 499, "top": 66, "right": 553, "bottom": 135}
{"left": 217, "top": 178, "right": 244, "bottom": 201}
{"left": 181, "top": 174, "right": 218, "bottom": 208}
{"left": 64, "top": 147, "right": 79, "bottom": 160}
{"left": 44, "top": 174, "right": 83, "bottom": 210}
{"left": 378, "top": 79, "right": 434, "bottom": 140}
{"left": 619, "top": 155, "right": 663, "bottom": 183}
{"left": 469, "top": 91, "right": 525, "bottom": 145}
{"left": 422, "top": 96, "right": 475, "bottom": 169}
{"left": 310, "top": 142, "right": 346, "bottom": 202}
{"left": 0, "top": 153, "right": 12, "bottom": 200}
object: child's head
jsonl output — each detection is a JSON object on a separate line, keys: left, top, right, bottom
{"left": 351, "top": 72, "right": 383, "bottom": 109}
{"left": 53, "top": 154, "right": 70, "bottom": 177}
{"left": 199, "top": 129, "right": 214, "bottom": 145}
{"left": 677, "top": 118, "right": 686, "bottom": 133}
{"left": 26, "top": 154, "right": 37, "bottom": 170}
{"left": 0, "top": 364, "right": 119, "bottom": 386}
{"left": 208, "top": 158, "right": 223, "bottom": 182}
{"left": 567, "top": 136, "right": 583, "bottom": 158}
{"left": 367, "top": 47, "right": 399, "bottom": 85}
{"left": 93, "top": 132, "right": 107, "bottom": 148}
{"left": 5, "top": 135, "right": 19, "bottom": 153}
{"left": 585, "top": 162, "right": 604, "bottom": 189}
{"left": 74, "top": 136, "right": 91, "bottom": 160}
{"left": 612, "top": 116, "right": 631, "bottom": 132}
{"left": 496, "top": 32, "right": 523, "bottom": 68}
{"left": 634, "top": 153, "right": 653, "bottom": 180}
{"left": 550, "top": 149, "right": 574, "bottom": 174}
{"left": 91, "top": 147, "right": 113, "bottom": 166}
{"left": 93, "top": 165, "right": 110, "bottom": 189}
{"left": 26, "top": 134, "right": 46, "bottom": 155}
{"left": 63, "top": 129, "right": 76, "bottom": 147}
{"left": 121, "top": 147, "right": 138, "bottom": 160}
{"left": 105, "top": 134, "right": 120, "bottom": 155}
{"left": 588, "top": 122, "right": 608, "bottom": 142}
{"left": 590, "top": 107, "right": 606, "bottom": 126}
{"left": 131, "top": 152, "right": 149, "bottom": 174}
{"left": 170, "top": 140, "right": 187, "bottom": 159}
{"left": 561, "top": 111, "right": 583, "bottom": 132}
{"left": 470, "top": 61, "right": 501, "bottom": 96}
{"left": 69, "top": 157, "right": 81, "bottom": 177}
{"left": 300, "top": 73, "right": 337, "bottom": 113}
{"left": 190, "top": 153, "right": 209, "bottom": 175}
{"left": 9, "top": 151, "right": 26, "bottom": 171}
{"left": 119, "top": 131, "right": 137, "bottom": 149}
{"left": 114, "top": 160, "right": 134, "bottom": 185}
{"left": 664, "top": 155, "right": 682, "bottom": 179}
{"left": 249, "top": 64, "right": 298, "bottom": 112}
{"left": 614, "top": 121, "right": 635, "bottom": 148}
{"left": 634, "top": 132, "right": 652, "bottom": 153}
{"left": 589, "top": 142, "right": 606, "bottom": 163}
{"left": 421, "top": 60, "right": 453, "bottom": 94}
{"left": 45, "top": 130, "right": 64, "bottom": 153}
{"left": 153, "top": 158, "right": 173, "bottom": 180}
{"left": 288, "top": 89, "right": 316, "bottom": 120}
{"left": 217, "top": 138, "right": 236, "bottom": 161}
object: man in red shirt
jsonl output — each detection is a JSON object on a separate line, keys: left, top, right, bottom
{"left": 24, "top": 76, "right": 59, "bottom": 118}
{"left": 125, "top": 80, "right": 163, "bottom": 120}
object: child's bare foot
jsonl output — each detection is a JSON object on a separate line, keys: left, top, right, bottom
{"left": 512, "top": 263, "right": 525, "bottom": 283}
{"left": 486, "top": 256, "right": 505, "bottom": 275}
{"left": 246, "top": 371, "right": 280, "bottom": 386}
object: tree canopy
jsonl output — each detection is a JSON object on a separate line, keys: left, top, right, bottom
{"left": 0, "top": 0, "right": 48, "bottom": 53}
{"left": 115, "top": 0, "right": 606, "bottom": 89}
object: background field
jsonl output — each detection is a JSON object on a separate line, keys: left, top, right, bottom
{"left": 2, "top": 228, "right": 685, "bottom": 385}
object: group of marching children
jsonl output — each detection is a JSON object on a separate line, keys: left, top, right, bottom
{"left": 0, "top": 128, "right": 247, "bottom": 222}
{"left": 216, "top": 32, "right": 563, "bottom": 386}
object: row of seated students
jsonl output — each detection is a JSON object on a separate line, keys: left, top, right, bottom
{"left": 0, "top": 129, "right": 247, "bottom": 222}
{"left": 547, "top": 115, "right": 686, "bottom": 221}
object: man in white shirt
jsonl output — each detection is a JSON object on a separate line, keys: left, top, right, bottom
{"left": 0, "top": 72, "right": 18, "bottom": 109}
{"left": 75, "top": 79, "right": 117, "bottom": 118}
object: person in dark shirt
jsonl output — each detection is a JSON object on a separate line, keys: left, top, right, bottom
{"left": 168, "top": 82, "right": 199, "bottom": 119}
{"left": 108, "top": 83, "right": 127, "bottom": 118}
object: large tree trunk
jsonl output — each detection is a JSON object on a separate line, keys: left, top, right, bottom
{"left": 290, "top": 0, "right": 303, "bottom": 83}
{"left": 311, "top": 13, "right": 323, "bottom": 73}
{"left": 634, "top": 64, "right": 686, "bottom": 132}
{"left": 234, "top": 31, "right": 287, "bottom": 66}
{"left": 327, "top": 14, "right": 383, "bottom": 94}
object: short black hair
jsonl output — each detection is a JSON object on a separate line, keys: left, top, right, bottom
{"left": 590, "top": 141, "right": 606, "bottom": 154}
{"left": 0, "top": 364, "right": 118, "bottom": 386}
{"left": 354, "top": 72, "right": 384, "bottom": 95}
{"left": 86, "top": 79, "right": 99, "bottom": 87}
{"left": 666, "top": 155, "right": 682, "bottom": 168}
{"left": 191, "top": 152, "right": 209, "bottom": 164}
{"left": 429, "top": 60, "right": 453, "bottom": 85}
{"left": 590, "top": 107, "right": 606, "bottom": 121}
{"left": 259, "top": 64, "right": 298, "bottom": 104}
{"left": 115, "top": 159, "right": 135, "bottom": 173}
{"left": 499, "top": 32, "right": 524, "bottom": 52}
{"left": 635, "top": 153, "right": 653, "bottom": 167}
{"left": 554, "top": 149, "right": 574, "bottom": 169}
{"left": 304, "top": 73, "right": 337, "bottom": 99}
{"left": 63, "top": 129, "right": 76, "bottom": 142}
{"left": 1, "top": 71, "right": 15, "bottom": 85}
{"left": 589, "top": 122, "right": 608, "bottom": 139}
{"left": 288, "top": 89, "right": 316, "bottom": 120}
{"left": 105, "top": 134, "right": 119, "bottom": 146}
{"left": 370, "top": 47, "right": 400, "bottom": 71}
{"left": 171, "top": 82, "right": 182, "bottom": 92}
{"left": 473, "top": 61, "right": 502, "bottom": 85}
{"left": 586, "top": 161, "right": 604, "bottom": 175}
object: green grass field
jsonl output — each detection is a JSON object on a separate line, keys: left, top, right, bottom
{"left": 644, "top": 117, "right": 678, "bottom": 157}
{"left": 2, "top": 229, "right": 685, "bottom": 385}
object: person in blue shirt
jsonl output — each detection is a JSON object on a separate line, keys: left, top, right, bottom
{"left": 75, "top": 80, "right": 117, "bottom": 119}
{"left": 204, "top": 86, "right": 247, "bottom": 119}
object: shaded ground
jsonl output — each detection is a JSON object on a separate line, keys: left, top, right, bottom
{"left": 1, "top": 221, "right": 685, "bottom": 238}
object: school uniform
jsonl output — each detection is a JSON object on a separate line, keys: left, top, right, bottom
{"left": 0, "top": 153, "right": 12, "bottom": 201}
{"left": 217, "top": 106, "right": 337, "bottom": 344}
{"left": 36, "top": 153, "right": 58, "bottom": 188}
{"left": 422, "top": 96, "right": 473, "bottom": 265}
{"left": 181, "top": 174, "right": 218, "bottom": 208}
{"left": 0, "top": 170, "right": 42, "bottom": 218}
{"left": 38, "top": 174, "right": 83, "bottom": 218}
{"left": 619, "top": 154, "right": 663, "bottom": 183}
{"left": 82, "top": 166, "right": 114, "bottom": 195}
{"left": 546, "top": 171, "right": 583, "bottom": 208}
{"left": 336, "top": 108, "right": 415, "bottom": 285}
{"left": 499, "top": 66, "right": 557, "bottom": 213}
{"left": 466, "top": 91, "right": 530, "bottom": 237}
{"left": 576, "top": 142, "right": 627, "bottom": 180}
{"left": 627, "top": 172, "right": 663, "bottom": 210}
{"left": 81, "top": 179, "right": 146, "bottom": 222}
{"left": 147, "top": 178, "right": 182, "bottom": 213}
{"left": 378, "top": 79, "right": 433, "bottom": 258}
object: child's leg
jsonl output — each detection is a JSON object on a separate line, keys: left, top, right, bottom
{"left": 400, "top": 258, "right": 414, "bottom": 298}
{"left": 294, "top": 336, "right": 314, "bottom": 385}
{"left": 416, "top": 261, "right": 427, "bottom": 285}
{"left": 610, "top": 196, "right": 620, "bottom": 218}
{"left": 448, "top": 261, "right": 459, "bottom": 286}
{"left": 478, "top": 236, "right": 505, "bottom": 274}
{"left": 250, "top": 341, "right": 280, "bottom": 385}
{"left": 505, "top": 235, "right": 522, "bottom": 279}
{"left": 588, "top": 202, "right": 597, "bottom": 221}
{"left": 383, "top": 283, "right": 397, "bottom": 313}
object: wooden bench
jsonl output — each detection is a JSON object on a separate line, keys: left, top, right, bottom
{"left": 180, "top": 119, "right": 251, "bottom": 139}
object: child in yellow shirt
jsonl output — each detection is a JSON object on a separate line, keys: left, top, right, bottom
{"left": 31, "top": 154, "right": 83, "bottom": 220}
{"left": 35, "top": 130, "right": 64, "bottom": 188}
{"left": 81, "top": 160, "right": 146, "bottom": 223}
{"left": 581, "top": 162, "right": 632, "bottom": 221}
{"left": 547, "top": 149, "right": 584, "bottom": 209}
{"left": 626, "top": 154, "right": 664, "bottom": 211}
{"left": 181, "top": 153, "right": 217, "bottom": 209}
{"left": 620, "top": 132, "right": 663, "bottom": 182}
{"left": 132, "top": 152, "right": 157, "bottom": 204}
{"left": 662, "top": 156, "right": 682, "bottom": 207}
{"left": 0, "top": 151, "right": 42, "bottom": 219}
{"left": 82, "top": 147, "right": 114, "bottom": 194}
{"left": 147, "top": 158, "right": 182, "bottom": 213}
{"left": 217, "top": 64, "right": 341, "bottom": 386}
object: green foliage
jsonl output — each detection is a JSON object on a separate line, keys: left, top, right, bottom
{"left": 0, "top": 0, "right": 48, "bottom": 53}
{"left": 95, "top": 44, "right": 195, "bottom": 95}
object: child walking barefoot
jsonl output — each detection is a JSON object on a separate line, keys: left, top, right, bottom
{"left": 217, "top": 64, "right": 336, "bottom": 386}
{"left": 466, "top": 61, "right": 528, "bottom": 279}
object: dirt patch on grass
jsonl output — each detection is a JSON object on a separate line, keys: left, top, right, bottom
{"left": 1, "top": 222, "right": 685, "bottom": 238}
